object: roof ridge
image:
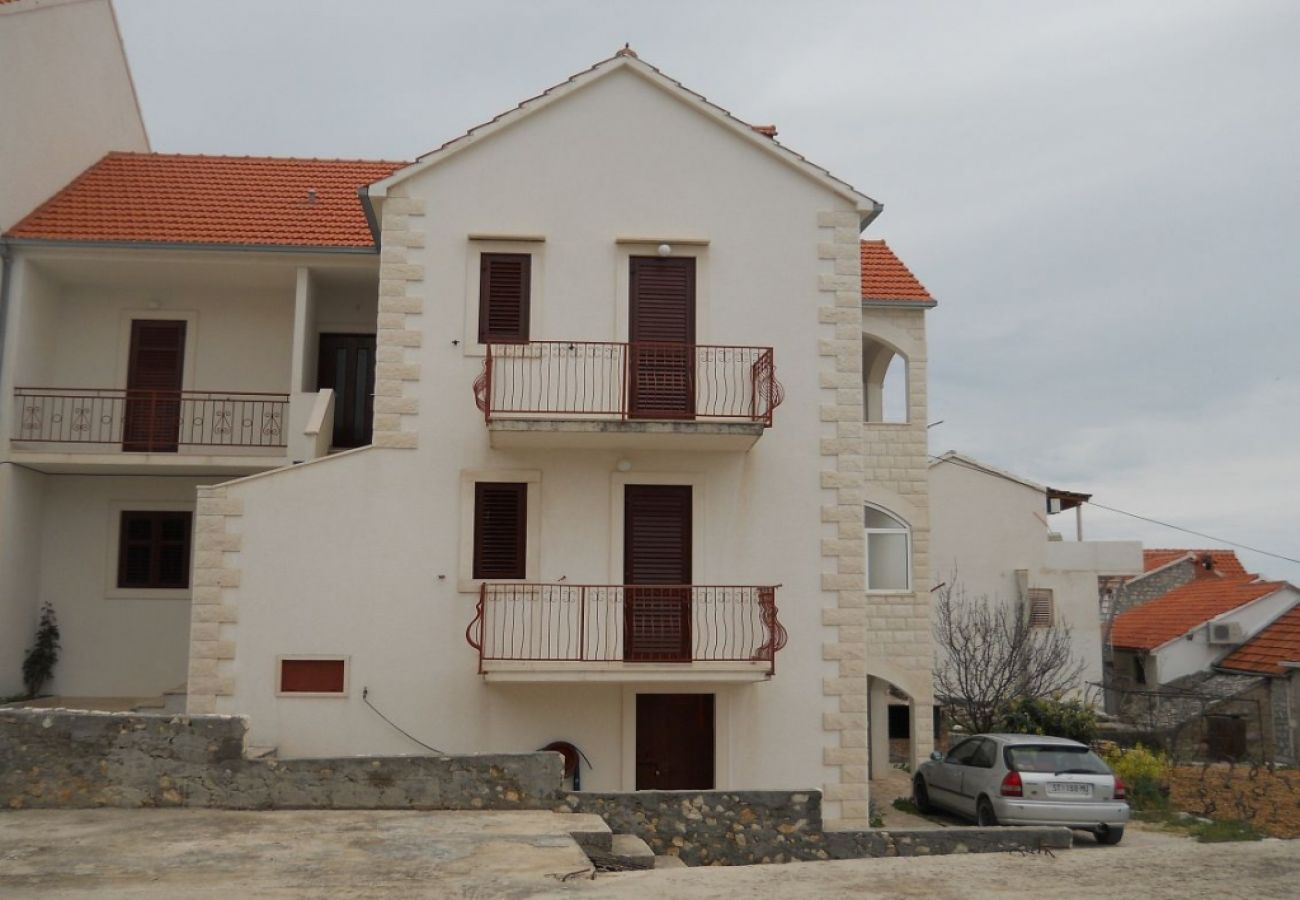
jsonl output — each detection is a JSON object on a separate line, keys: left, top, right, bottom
{"left": 102, "top": 151, "right": 409, "bottom": 165}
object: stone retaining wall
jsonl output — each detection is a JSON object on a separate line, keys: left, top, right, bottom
{"left": 1, "top": 709, "right": 560, "bottom": 810}
{"left": 565, "top": 790, "right": 1071, "bottom": 865}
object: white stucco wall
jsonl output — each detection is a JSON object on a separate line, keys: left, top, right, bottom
{"left": 36, "top": 475, "right": 218, "bottom": 697}
{"left": 0, "top": 464, "right": 47, "bottom": 695}
{"left": 205, "top": 66, "right": 878, "bottom": 797}
{"left": 929, "top": 456, "right": 1142, "bottom": 694}
{"left": 0, "top": 0, "right": 148, "bottom": 231}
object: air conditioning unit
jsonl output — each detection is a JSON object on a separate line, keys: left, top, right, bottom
{"left": 1209, "top": 622, "right": 1244, "bottom": 645}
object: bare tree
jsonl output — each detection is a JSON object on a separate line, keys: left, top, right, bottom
{"left": 932, "top": 581, "right": 1086, "bottom": 735}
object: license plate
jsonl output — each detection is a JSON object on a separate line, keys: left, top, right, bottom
{"left": 1048, "top": 782, "right": 1092, "bottom": 796}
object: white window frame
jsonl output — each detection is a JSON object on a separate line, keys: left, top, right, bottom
{"left": 864, "top": 502, "right": 912, "bottom": 594}
{"left": 458, "top": 468, "right": 542, "bottom": 592}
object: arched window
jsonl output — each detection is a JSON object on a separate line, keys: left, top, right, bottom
{"left": 862, "top": 336, "right": 908, "bottom": 423}
{"left": 865, "top": 504, "right": 911, "bottom": 591}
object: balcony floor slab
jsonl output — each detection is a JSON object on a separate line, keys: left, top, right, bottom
{"left": 7, "top": 450, "right": 286, "bottom": 476}
{"left": 480, "top": 660, "right": 774, "bottom": 683}
{"left": 486, "top": 418, "right": 763, "bottom": 451}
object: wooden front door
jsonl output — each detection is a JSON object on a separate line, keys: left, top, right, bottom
{"left": 636, "top": 693, "right": 714, "bottom": 789}
{"left": 317, "top": 333, "right": 376, "bottom": 448}
{"left": 628, "top": 256, "right": 695, "bottom": 419}
{"left": 624, "top": 484, "right": 692, "bottom": 661}
{"left": 123, "top": 320, "right": 185, "bottom": 452}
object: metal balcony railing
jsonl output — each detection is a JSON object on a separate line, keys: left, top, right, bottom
{"left": 466, "top": 583, "right": 787, "bottom": 675}
{"left": 13, "top": 387, "right": 289, "bottom": 451}
{"left": 473, "top": 341, "right": 783, "bottom": 426}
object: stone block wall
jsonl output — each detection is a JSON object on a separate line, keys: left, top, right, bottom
{"left": 565, "top": 789, "right": 1071, "bottom": 865}
{"left": 372, "top": 189, "right": 426, "bottom": 449}
{"left": 1, "top": 709, "right": 561, "bottom": 810}
{"left": 186, "top": 485, "right": 243, "bottom": 715}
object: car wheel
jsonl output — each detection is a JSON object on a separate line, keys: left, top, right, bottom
{"left": 1096, "top": 825, "right": 1124, "bottom": 845}
{"left": 976, "top": 797, "right": 998, "bottom": 827}
{"left": 912, "top": 777, "right": 933, "bottom": 814}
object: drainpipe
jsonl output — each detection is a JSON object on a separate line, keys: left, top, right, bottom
{"left": 0, "top": 239, "right": 12, "bottom": 401}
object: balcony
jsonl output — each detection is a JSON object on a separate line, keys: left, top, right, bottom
{"left": 473, "top": 341, "right": 783, "bottom": 450}
{"left": 11, "top": 387, "right": 295, "bottom": 471}
{"left": 466, "top": 583, "right": 786, "bottom": 682}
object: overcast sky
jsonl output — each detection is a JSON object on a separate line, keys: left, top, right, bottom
{"left": 113, "top": 0, "right": 1300, "bottom": 581}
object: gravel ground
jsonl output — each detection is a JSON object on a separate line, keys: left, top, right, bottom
{"left": 566, "top": 833, "right": 1300, "bottom": 900}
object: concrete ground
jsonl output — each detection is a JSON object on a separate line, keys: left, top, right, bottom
{"left": 2, "top": 809, "right": 1295, "bottom": 899}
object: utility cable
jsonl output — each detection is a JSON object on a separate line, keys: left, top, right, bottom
{"left": 362, "top": 687, "right": 446, "bottom": 755}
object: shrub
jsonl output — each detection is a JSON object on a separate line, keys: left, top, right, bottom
{"left": 21, "top": 602, "right": 60, "bottom": 698}
{"left": 1103, "top": 743, "right": 1171, "bottom": 810}
{"left": 996, "top": 697, "right": 1098, "bottom": 745}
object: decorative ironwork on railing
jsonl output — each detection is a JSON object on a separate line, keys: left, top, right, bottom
{"left": 473, "top": 341, "right": 783, "bottom": 426}
{"left": 13, "top": 387, "right": 289, "bottom": 451}
{"left": 466, "top": 583, "right": 787, "bottom": 675}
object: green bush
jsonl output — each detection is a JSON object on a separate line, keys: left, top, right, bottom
{"left": 1102, "top": 743, "right": 1170, "bottom": 810}
{"left": 21, "top": 602, "right": 60, "bottom": 699}
{"left": 995, "top": 697, "right": 1098, "bottom": 745}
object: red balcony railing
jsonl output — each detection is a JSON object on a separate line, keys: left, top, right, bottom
{"left": 473, "top": 341, "right": 784, "bottom": 426}
{"left": 13, "top": 387, "right": 289, "bottom": 451}
{"left": 466, "top": 583, "right": 787, "bottom": 675}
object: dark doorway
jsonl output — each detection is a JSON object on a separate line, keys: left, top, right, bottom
{"left": 1205, "top": 715, "right": 1247, "bottom": 761}
{"left": 628, "top": 256, "right": 695, "bottom": 419}
{"left": 317, "top": 333, "right": 376, "bottom": 448}
{"left": 636, "top": 693, "right": 714, "bottom": 789}
{"left": 623, "top": 484, "right": 692, "bottom": 661}
{"left": 123, "top": 319, "right": 185, "bottom": 452}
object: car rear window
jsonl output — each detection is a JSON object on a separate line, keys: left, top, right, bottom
{"left": 1005, "top": 745, "right": 1111, "bottom": 775}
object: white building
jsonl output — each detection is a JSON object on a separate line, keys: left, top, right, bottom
{"left": 0, "top": 50, "right": 936, "bottom": 827}
{"left": 929, "top": 452, "right": 1143, "bottom": 698}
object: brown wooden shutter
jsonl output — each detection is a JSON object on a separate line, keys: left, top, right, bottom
{"left": 280, "top": 659, "right": 346, "bottom": 693}
{"left": 117, "top": 510, "right": 193, "bottom": 589}
{"left": 623, "top": 485, "right": 692, "bottom": 662}
{"left": 478, "top": 253, "right": 531, "bottom": 342}
{"left": 123, "top": 320, "right": 186, "bottom": 452}
{"left": 628, "top": 257, "right": 696, "bottom": 418}
{"left": 1027, "top": 588, "right": 1054, "bottom": 627}
{"left": 473, "top": 482, "right": 527, "bottom": 579}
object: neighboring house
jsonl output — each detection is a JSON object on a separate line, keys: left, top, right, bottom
{"left": 0, "top": 0, "right": 149, "bottom": 687}
{"left": 1106, "top": 549, "right": 1300, "bottom": 762}
{"left": 0, "top": 50, "right": 937, "bottom": 828}
{"left": 929, "top": 451, "right": 1143, "bottom": 701}
{"left": 0, "top": 0, "right": 149, "bottom": 231}
{"left": 1217, "top": 604, "right": 1300, "bottom": 764}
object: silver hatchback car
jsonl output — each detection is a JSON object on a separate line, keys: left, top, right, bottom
{"left": 913, "top": 733, "right": 1130, "bottom": 844}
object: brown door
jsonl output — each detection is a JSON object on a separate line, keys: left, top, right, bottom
{"left": 628, "top": 256, "right": 695, "bottom": 419}
{"left": 624, "top": 484, "right": 692, "bottom": 661}
{"left": 123, "top": 320, "right": 185, "bottom": 452}
{"left": 317, "top": 334, "right": 376, "bottom": 448}
{"left": 636, "top": 693, "right": 714, "bottom": 789}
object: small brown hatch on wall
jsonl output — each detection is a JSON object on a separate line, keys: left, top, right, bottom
{"left": 279, "top": 658, "right": 347, "bottom": 694}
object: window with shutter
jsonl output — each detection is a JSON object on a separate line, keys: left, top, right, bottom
{"left": 1027, "top": 588, "right": 1054, "bottom": 627}
{"left": 478, "top": 253, "right": 531, "bottom": 343}
{"left": 279, "top": 658, "right": 347, "bottom": 694}
{"left": 473, "top": 482, "right": 527, "bottom": 579}
{"left": 117, "top": 510, "right": 193, "bottom": 589}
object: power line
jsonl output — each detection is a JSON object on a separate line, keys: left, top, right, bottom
{"left": 1083, "top": 500, "right": 1300, "bottom": 567}
{"left": 930, "top": 453, "right": 1300, "bottom": 568}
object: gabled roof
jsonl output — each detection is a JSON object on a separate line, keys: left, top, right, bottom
{"left": 860, "top": 240, "right": 935, "bottom": 305}
{"left": 1218, "top": 603, "right": 1300, "bottom": 676}
{"left": 1141, "top": 548, "right": 1249, "bottom": 578}
{"left": 4, "top": 152, "right": 406, "bottom": 250}
{"left": 366, "top": 48, "right": 880, "bottom": 219}
{"left": 1111, "top": 573, "right": 1286, "bottom": 651}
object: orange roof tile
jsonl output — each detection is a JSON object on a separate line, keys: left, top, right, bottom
{"left": 1111, "top": 577, "right": 1285, "bottom": 651}
{"left": 4, "top": 152, "right": 406, "bottom": 249}
{"left": 1142, "top": 549, "right": 1249, "bottom": 577}
{"left": 860, "top": 240, "right": 934, "bottom": 303}
{"left": 1219, "top": 603, "right": 1300, "bottom": 675}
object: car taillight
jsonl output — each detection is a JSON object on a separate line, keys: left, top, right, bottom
{"left": 1000, "top": 771, "right": 1023, "bottom": 797}
{"left": 1113, "top": 776, "right": 1126, "bottom": 801}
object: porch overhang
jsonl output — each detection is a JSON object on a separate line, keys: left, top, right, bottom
{"left": 486, "top": 418, "right": 764, "bottom": 451}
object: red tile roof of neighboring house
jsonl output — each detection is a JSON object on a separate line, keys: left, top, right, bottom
{"left": 860, "top": 240, "right": 934, "bottom": 304}
{"left": 1142, "top": 549, "right": 1249, "bottom": 578}
{"left": 1111, "top": 576, "right": 1285, "bottom": 651}
{"left": 1218, "top": 603, "right": 1300, "bottom": 675}
{"left": 4, "top": 152, "right": 406, "bottom": 249}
